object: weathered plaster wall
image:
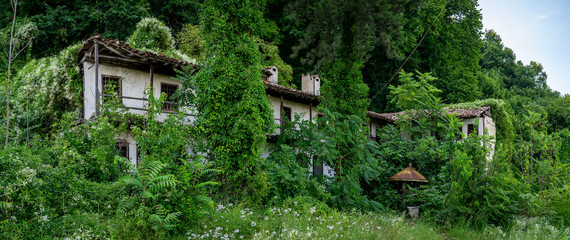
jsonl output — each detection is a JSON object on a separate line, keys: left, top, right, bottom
{"left": 483, "top": 115, "right": 496, "bottom": 159}
{"left": 460, "top": 116, "right": 497, "bottom": 160}
{"left": 116, "top": 131, "right": 138, "bottom": 166}
{"left": 369, "top": 121, "right": 384, "bottom": 139}
{"left": 267, "top": 95, "right": 318, "bottom": 134}
{"left": 82, "top": 62, "right": 194, "bottom": 123}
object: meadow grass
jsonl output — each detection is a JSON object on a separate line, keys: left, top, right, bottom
{"left": 181, "top": 199, "right": 569, "bottom": 240}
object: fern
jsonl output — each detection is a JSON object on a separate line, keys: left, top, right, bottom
{"left": 118, "top": 160, "right": 179, "bottom": 233}
{"left": 0, "top": 201, "right": 11, "bottom": 228}
{"left": 0, "top": 202, "right": 11, "bottom": 211}
{"left": 195, "top": 180, "right": 220, "bottom": 189}
{"left": 149, "top": 205, "right": 181, "bottom": 232}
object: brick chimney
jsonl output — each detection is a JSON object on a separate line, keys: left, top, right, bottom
{"left": 301, "top": 74, "right": 320, "bottom": 95}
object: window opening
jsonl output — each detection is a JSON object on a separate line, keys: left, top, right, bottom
{"left": 161, "top": 83, "right": 178, "bottom": 110}
{"left": 116, "top": 139, "right": 129, "bottom": 160}
{"left": 102, "top": 76, "right": 121, "bottom": 103}
{"left": 313, "top": 159, "right": 324, "bottom": 177}
{"left": 467, "top": 124, "right": 475, "bottom": 136}
{"left": 282, "top": 106, "right": 292, "bottom": 122}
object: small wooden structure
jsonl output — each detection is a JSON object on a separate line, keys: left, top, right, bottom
{"left": 389, "top": 163, "right": 428, "bottom": 194}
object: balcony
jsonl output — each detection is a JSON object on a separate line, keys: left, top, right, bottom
{"left": 100, "top": 94, "right": 195, "bottom": 124}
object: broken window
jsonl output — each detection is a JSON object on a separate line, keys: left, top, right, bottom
{"left": 102, "top": 75, "right": 122, "bottom": 103}
{"left": 282, "top": 106, "right": 292, "bottom": 122}
{"left": 161, "top": 83, "right": 178, "bottom": 110}
{"left": 313, "top": 159, "right": 323, "bottom": 177}
{"left": 467, "top": 124, "right": 475, "bottom": 136}
{"left": 116, "top": 139, "right": 129, "bottom": 160}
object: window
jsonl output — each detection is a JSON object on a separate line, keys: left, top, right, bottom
{"left": 161, "top": 83, "right": 178, "bottom": 110}
{"left": 313, "top": 159, "right": 323, "bottom": 177}
{"left": 102, "top": 76, "right": 122, "bottom": 102}
{"left": 282, "top": 107, "right": 292, "bottom": 122}
{"left": 116, "top": 139, "right": 129, "bottom": 159}
{"left": 467, "top": 124, "right": 475, "bottom": 136}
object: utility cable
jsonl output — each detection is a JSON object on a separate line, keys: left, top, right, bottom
{"left": 370, "top": 0, "right": 451, "bottom": 102}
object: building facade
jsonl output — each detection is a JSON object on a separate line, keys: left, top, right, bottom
{"left": 77, "top": 34, "right": 497, "bottom": 168}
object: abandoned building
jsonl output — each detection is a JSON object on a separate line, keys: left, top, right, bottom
{"left": 77, "top": 34, "right": 496, "bottom": 168}
{"left": 367, "top": 107, "right": 497, "bottom": 158}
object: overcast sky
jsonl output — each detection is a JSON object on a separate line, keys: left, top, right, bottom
{"left": 478, "top": 0, "right": 570, "bottom": 95}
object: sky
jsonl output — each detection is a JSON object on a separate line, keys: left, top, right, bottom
{"left": 478, "top": 0, "right": 570, "bottom": 95}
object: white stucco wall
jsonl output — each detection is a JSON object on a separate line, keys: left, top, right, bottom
{"left": 369, "top": 121, "right": 383, "bottom": 139}
{"left": 116, "top": 131, "right": 138, "bottom": 166}
{"left": 82, "top": 62, "right": 194, "bottom": 123}
{"left": 267, "top": 95, "right": 318, "bottom": 134}
{"left": 483, "top": 115, "right": 496, "bottom": 159}
{"left": 460, "top": 115, "right": 496, "bottom": 160}
{"left": 265, "top": 95, "right": 336, "bottom": 178}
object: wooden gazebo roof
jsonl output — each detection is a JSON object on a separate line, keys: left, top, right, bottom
{"left": 389, "top": 163, "right": 428, "bottom": 183}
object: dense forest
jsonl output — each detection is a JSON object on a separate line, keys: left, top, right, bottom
{"left": 0, "top": 0, "right": 568, "bottom": 239}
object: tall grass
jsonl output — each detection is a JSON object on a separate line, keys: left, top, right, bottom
{"left": 182, "top": 198, "right": 569, "bottom": 240}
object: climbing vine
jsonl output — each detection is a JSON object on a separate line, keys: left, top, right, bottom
{"left": 181, "top": 0, "right": 275, "bottom": 203}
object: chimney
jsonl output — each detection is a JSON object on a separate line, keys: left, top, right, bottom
{"left": 302, "top": 74, "right": 320, "bottom": 95}
{"left": 263, "top": 66, "right": 278, "bottom": 84}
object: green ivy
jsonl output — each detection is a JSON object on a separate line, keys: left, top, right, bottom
{"left": 127, "top": 17, "right": 194, "bottom": 63}
{"left": 446, "top": 98, "right": 515, "bottom": 148}
{"left": 179, "top": 0, "right": 274, "bottom": 204}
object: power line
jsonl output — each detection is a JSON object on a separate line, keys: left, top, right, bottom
{"left": 370, "top": 0, "right": 451, "bottom": 102}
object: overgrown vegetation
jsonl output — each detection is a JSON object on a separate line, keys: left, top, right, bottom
{"left": 0, "top": 1, "right": 569, "bottom": 239}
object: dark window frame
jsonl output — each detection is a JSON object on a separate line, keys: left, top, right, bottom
{"left": 313, "top": 158, "right": 324, "bottom": 177}
{"left": 467, "top": 124, "right": 475, "bottom": 136}
{"left": 102, "top": 75, "right": 122, "bottom": 99}
{"left": 160, "top": 83, "right": 179, "bottom": 111}
{"left": 282, "top": 106, "right": 292, "bottom": 122}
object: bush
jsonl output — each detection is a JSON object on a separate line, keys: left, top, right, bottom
{"left": 264, "top": 145, "right": 327, "bottom": 202}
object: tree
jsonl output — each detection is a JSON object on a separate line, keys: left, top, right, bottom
{"left": 547, "top": 94, "right": 570, "bottom": 131}
{"left": 279, "top": 0, "right": 414, "bottom": 72}
{"left": 180, "top": 0, "right": 275, "bottom": 203}
{"left": 2, "top": 0, "right": 33, "bottom": 147}
{"left": 18, "top": 0, "right": 149, "bottom": 58}
{"left": 406, "top": 0, "right": 484, "bottom": 103}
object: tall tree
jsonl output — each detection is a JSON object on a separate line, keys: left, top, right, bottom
{"left": 281, "top": 0, "right": 412, "bottom": 70}
{"left": 479, "top": 30, "right": 559, "bottom": 113}
{"left": 407, "top": 0, "right": 484, "bottom": 104}
{"left": 13, "top": 0, "right": 149, "bottom": 58}
{"left": 183, "top": 0, "right": 275, "bottom": 202}
{"left": 2, "top": 0, "right": 32, "bottom": 146}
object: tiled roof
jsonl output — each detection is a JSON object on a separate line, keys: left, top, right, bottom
{"left": 366, "top": 111, "right": 395, "bottom": 122}
{"left": 368, "top": 106, "right": 491, "bottom": 123}
{"left": 77, "top": 34, "right": 195, "bottom": 69}
{"left": 263, "top": 80, "right": 320, "bottom": 103}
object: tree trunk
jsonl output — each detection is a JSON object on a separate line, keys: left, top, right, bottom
{"left": 4, "top": 1, "right": 17, "bottom": 147}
